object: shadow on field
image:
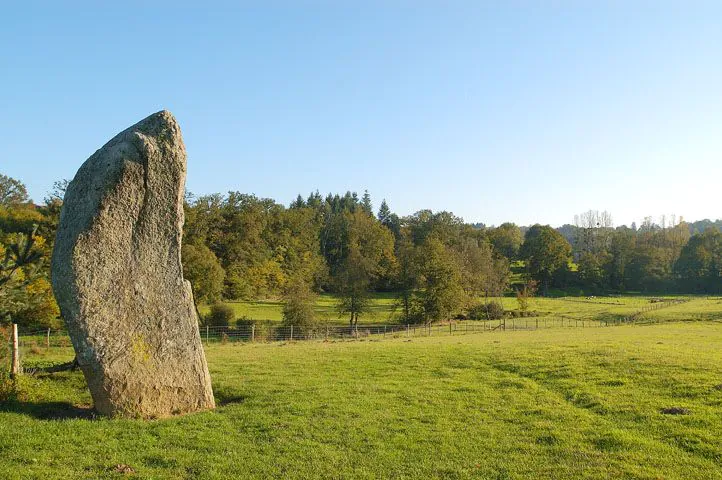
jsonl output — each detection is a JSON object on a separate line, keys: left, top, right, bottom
{"left": 215, "top": 390, "right": 247, "bottom": 406}
{"left": 0, "top": 400, "right": 97, "bottom": 420}
{"left": 2, "top": 392, "right": 248, "bottom": 419}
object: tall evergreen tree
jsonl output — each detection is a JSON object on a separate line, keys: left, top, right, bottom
{"left": 378, "top": 199, "right": 391, "bottom": 224}
{"left": 361, "top": 190, "right": 373, "bottom": 215}
{"left": 290, "top": 194, "right": 306, "bottom": 209}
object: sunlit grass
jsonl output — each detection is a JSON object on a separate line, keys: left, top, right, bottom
{"left": 199, "top": 292, "right": 399, "bottom": 324}
{"left": 1, "top": 322, "right": 721, "bottom": 479}
{"left": 199, "top": 294, "right": 722, "bottom": 326}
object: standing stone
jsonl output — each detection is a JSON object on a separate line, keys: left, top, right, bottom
{"left": 51, "top": 111, "right": 215, "bottom": 418}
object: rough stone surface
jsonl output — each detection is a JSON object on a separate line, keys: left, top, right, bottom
{"left": 51, "top": 111, "right": 215, "bottom": 418}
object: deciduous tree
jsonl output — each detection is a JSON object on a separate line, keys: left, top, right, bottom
{"left": 520, "top": 224, "right": 572, "bottom": 294}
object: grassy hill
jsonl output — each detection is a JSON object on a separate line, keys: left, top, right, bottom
{"left": 2, "top": 320, "right": 721, "bottom": 479}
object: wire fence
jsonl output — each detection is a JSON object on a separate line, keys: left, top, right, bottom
{"left": 3, "top": 298, "right": 692, "bottom": 351}
{"left": 7, "top": 317, "right": 613, "bottom": 349}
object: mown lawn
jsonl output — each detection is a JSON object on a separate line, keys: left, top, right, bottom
{"left": 1, "top": 322, "right": 721, "bottom": 479}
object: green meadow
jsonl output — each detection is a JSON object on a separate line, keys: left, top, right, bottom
{"left": 199, "top": 293, "right": 400, "bottom": 324}
{"left": 2, "top": 314, "right": 722, "bottom": 479}
{"left": 199, "top": 294, "right": 721, "bottom": 326}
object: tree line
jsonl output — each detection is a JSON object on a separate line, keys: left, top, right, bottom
{"left": 0, "top": 172, "right": 720, "bottom": 330}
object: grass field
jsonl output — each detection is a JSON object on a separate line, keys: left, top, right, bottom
{"left": 199, "top": 294, "right": 722, "bottom": 326}
{"left": 2, "top": 320, "right": 721, "bottom": 479}
{"left": 199, "top": 293, "right": 399, "bottom": 324}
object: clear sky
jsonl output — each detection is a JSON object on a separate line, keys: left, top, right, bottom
{"left": 1, "top": 1, "right": 720, "bottom": 227}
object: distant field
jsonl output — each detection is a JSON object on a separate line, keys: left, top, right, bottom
{"left": 199, "top": 294, "right": 722, "bottom": 326}
{"left": 2, "top": 322, "right": 721, "bottom": 479}
{"left": 199, "top": 292, "right": 399, "bottom": 324}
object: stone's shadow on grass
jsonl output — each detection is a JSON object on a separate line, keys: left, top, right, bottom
{"left": 214, "top": 389, "right": 247, "bottom": 406}
{"left": 0, "top": 400, "right": 97, "bottom": 420}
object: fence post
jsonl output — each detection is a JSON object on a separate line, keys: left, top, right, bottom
{"left": 449, "top": 323, "right": 452, "bottom": 335}
{"left": 406, "top": 324, "right": 410, "bottom": 337}
{"left": 251, "top": 324, "right": 255, "bottom": 343}
{"left": 384, "top": 325, "right": 387, "bottom": 338}
{"left": 46, "top": 328, "right": 51, "bottom": 349}
{"left": 206, "top": 325, "right": 209, "bottom": 343}
{"left": 290, "top": 325, "right": 294, "bottom": 341}
{"left": 11, "top": 324, "right": 20, "bottom": 379}
{"left": 326, "top": 325, "right": 329, "bottom": 341}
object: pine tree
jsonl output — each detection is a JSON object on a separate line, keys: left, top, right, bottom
{"left": 377, "top": 199, "right": 391, "bottom": 224}
{"left": 361, "top": 190, "right": 373, "bottom": 215}
{"left": 290, "top": 194, "right": 305, "bottom": 209}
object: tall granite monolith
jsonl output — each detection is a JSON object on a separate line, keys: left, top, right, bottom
{"left": 51, "top": 111, "right": 215, "bottom": 418}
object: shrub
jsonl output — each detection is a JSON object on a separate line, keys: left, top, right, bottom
{"left": 467, "top": 303, "right": 485, "bottom": 320}
{"left": 205, "top": 303, "right": 234, "bottom": 327}
{"left": 516, "top": 280, "right": 537, "bottom": 312}
{"left": 282, "top": 277, "right": 317, "bottom": 328}
{"left": 467, "top": 302, "right": 504, "bottom": 320}
{"left": 0, "top": 375, "right": 18, "bottom": 403}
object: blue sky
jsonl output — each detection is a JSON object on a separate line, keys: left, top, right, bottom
{"left": 1, "top": 1, "right": 720, "bottom": 227}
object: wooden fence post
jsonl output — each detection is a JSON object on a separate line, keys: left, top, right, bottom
{"left": 206, "top": 325, "right": 209, "bottom": 343}
{"left": 406, "top": 324, "right": 410, "bottom": 337}
{"left": 251, "top": 324, "right": 255, "bottom": 342}
{"left": 449, "top": 323, "right": 452, "bottom": 335}
{"left": 46, "top": 328, "right": 51, "bottom": 349}
{"left": 11, "top": 324, "right": 20, "bottom": 379}
{"left": 290, "top": 325, "right": 294, "bottom": 341}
